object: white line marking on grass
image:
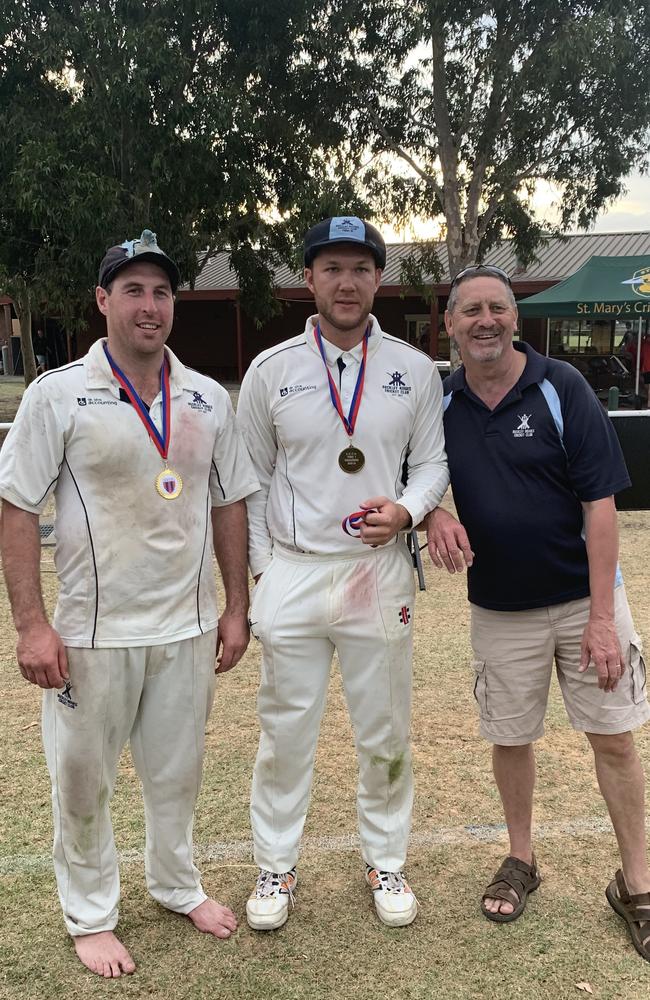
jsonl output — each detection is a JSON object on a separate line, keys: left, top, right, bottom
{"left": 0, "top": 816, "right": 618, "bottom": 876}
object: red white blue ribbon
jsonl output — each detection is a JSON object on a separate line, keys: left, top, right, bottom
{"left": 342, "top": 508, "right": 377, "bottom": 536}
{"left": 103, "top": 343, "right": 170, "bottom": 459}
{"left": 314, "top": 324, "right": 369, "bottom": 437}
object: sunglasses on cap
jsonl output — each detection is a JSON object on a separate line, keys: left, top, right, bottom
{"left": 449, "top": 264, "right": 512, "bottom": 289}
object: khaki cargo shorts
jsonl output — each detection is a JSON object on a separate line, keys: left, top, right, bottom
{"left": 470, "top": 586, "right": 649, "bottom": 745}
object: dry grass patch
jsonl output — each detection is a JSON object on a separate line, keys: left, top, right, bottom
{"left": 1, "top": 478, "right": 649, "bottom": 998}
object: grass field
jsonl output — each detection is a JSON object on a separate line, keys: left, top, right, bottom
{"left": 1, "top": 383, "right": 649, "bottom": 998}
{"left": 1, "top": 509, "right": 649, "bottom": 1000}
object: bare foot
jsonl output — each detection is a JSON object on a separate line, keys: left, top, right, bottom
{"left": 188, "top": 898, "right": 238, "bottom": 939}
{"left": 73, "top": 931, "right": 135, "bottom": 978}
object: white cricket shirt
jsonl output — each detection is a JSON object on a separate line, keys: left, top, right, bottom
{"left": 237, "top": 315, "right": 449, "bottom": 576}
{"left": 0, "top": 339, "right": 259, "bottom": 647}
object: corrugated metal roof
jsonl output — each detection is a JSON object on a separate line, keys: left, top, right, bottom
{"left": 183, "top": 230, "right": 650, "bottom": 291}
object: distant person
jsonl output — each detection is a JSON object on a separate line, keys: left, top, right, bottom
{"left": 641, "top": 331, "right": 650, "bottom": 408}
{"left": 426, "top": 263, "right": 650, "bottom": 963}
{"left": 0, "top": 230, "right": 258, "bottom": 977}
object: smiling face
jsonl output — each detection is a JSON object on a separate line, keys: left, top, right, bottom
{"left": 445, "top": 275, "right": 518, "bottom": 367}
{"left": 95, "top": 261, "right": 174, "bottom": 367}
{"left": 304, "top": 245, "right": 382, "bottom": 346}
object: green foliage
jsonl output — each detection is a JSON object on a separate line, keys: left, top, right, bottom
{"left": 3, "top": 0, "right": 646, "bottom": 332}
{"left": 306, "top": 0, "right": 650, "bottom": 272}
{"left": 0, "top": 0, "right": 365, "bottom": 329}
{"left": 398, "top": 241, "right": 443, "bottom": 301}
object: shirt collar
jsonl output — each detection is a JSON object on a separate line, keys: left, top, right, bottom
{"left": 85, "top": 338, "right": 192, "bottom": 395}
{"left": 304, "top": 314, "right": 384, "bottom": 365}
{"left": 445, "top": 341, "right": 545, "bottom": 401}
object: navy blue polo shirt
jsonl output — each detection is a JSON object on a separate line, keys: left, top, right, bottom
{"left": 443, "top": 343, "right": 630, "bottom": 611}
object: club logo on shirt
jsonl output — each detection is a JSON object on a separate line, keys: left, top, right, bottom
{"left": 279, "top": 384, "right": 317, "bottom": 398}
{"left": 184, "top": 389, "right": 213, "bottom": 413}
{"left": 512, "top": 414, "right": 534, "bottom": 438}
{"left": 398, "top": 605, "right": 411, "bottom": 625}
{"left": 382, "top": 371, "right": 411, "bottom": 396}
{"left": 57, "top": 682, "right": 77, "bottom": 709}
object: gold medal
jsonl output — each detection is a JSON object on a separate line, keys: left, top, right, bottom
{"left": 156, "top": 467, "right": 183, "bottom": 499}
{"left": 338, "top": 445, "right": 365, "bottom": 474}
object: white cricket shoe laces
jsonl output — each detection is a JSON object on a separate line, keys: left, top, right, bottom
{"left": 365, "top": 864, "right": 418, "bottom": 927}
{"left": 246, "top": 867, "right": 297, "bottom": 931}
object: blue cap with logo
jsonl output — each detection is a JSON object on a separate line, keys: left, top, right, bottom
{"left": 98, "top": 229, "right": 180, "bottom": 293}
{"left": 303, "top": 216, "right": 386, "bottom": 269}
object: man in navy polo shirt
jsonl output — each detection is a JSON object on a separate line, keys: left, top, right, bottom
{"left": 427, "top": 264, "right": 650, "bottom": 961}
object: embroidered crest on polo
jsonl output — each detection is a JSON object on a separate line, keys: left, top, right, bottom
{"left": 512, "top": 413, "right": 534, "bottom": 438}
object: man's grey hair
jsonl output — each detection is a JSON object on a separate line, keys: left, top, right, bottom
{"left": 447, "top": 272, "right": 516, "bottom": 314}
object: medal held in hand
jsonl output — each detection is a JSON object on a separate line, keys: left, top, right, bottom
{"left": 314, "top": 323, "right": 369, "bottom": 474}
{"left": 104, "top": 343, "right": 183, "bottom": 500}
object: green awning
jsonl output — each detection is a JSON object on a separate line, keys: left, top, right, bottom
{"left": 517, "top": 255, "right": 650, "bottom": 319}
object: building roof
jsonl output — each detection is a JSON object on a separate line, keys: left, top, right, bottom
{"left": 184, "top": 229, "right": 650, "bottom": 292}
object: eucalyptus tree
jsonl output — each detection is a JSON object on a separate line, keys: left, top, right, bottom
{"left": 303, "top": 0, "right": 650, "bottom": 274}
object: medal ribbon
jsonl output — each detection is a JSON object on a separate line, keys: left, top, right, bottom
{"left": 103, "top": 343, "right": 170, "bottom": 460}
{"left": 314, "top": 323, "right": 369, "bottom": 437}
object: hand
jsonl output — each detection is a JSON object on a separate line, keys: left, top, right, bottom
{"left": 359, "top": 497, "right": 411, "bottom": 546}
{"left": 579, "top": 616, "right": 623, "bottom": 692}
{"left": 16, "top": 622, "right": 69, "bottom": 689}
{"left": 426, "top": 507, "right": 474, "bottom": 573}
{"left": 216, "top": 608, "right": 250, "bottom": 674}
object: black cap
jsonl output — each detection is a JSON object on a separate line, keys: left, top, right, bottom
{"left": 98, "top": 229, "right": 180, "bottom": 293}
{"left": 303, "top": 216, "right": 386, "bottom": 269}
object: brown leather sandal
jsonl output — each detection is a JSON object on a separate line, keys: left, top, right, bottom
{"left": 481, "top": 854, "right": 541, "bottom": 923}
{"left": 606, "top": 869, "right": 650, "bottom": 961}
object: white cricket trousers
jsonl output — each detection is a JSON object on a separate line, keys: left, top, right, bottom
{"left": 249, "top": 541, "right": 415, "bottom": 874}
{"left": 41, "top": 631, "right": 217, "bottom": 936}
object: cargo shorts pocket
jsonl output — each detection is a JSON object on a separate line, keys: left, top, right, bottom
{"left": 472, "top": 659, "right": 489, "bottom": 719}
{"left": 629, "top": 637, "right": 647, "bottom": 706}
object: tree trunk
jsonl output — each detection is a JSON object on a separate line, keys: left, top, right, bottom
{"left": 13, "top": 280, "right": 37, "bottom": 387}
{"left": 446, "top": 231, "right": 481, "bottom": 372}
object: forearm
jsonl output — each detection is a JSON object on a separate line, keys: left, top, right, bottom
{"left": 583, "top": 496, "right": 619, "bottom": 619}
{"left": 0, "top": 501, "right": 48, "bottom": 630}
{"left": 211, "top": 500, "right": 250, "bottom": 613}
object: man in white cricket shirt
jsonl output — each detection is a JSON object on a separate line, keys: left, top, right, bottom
{"left": 237, "top": 216, "right": 449, "bottom": 930}
{"left": 0, "top": 230, "right": 259, "bottom": 976}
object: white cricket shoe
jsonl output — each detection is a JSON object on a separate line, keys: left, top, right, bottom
{"left": 366, "top": 864, "right": 418, "bottom": 927}
{"left": 246, "top": 867, "right": 297, "bottom": 930}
